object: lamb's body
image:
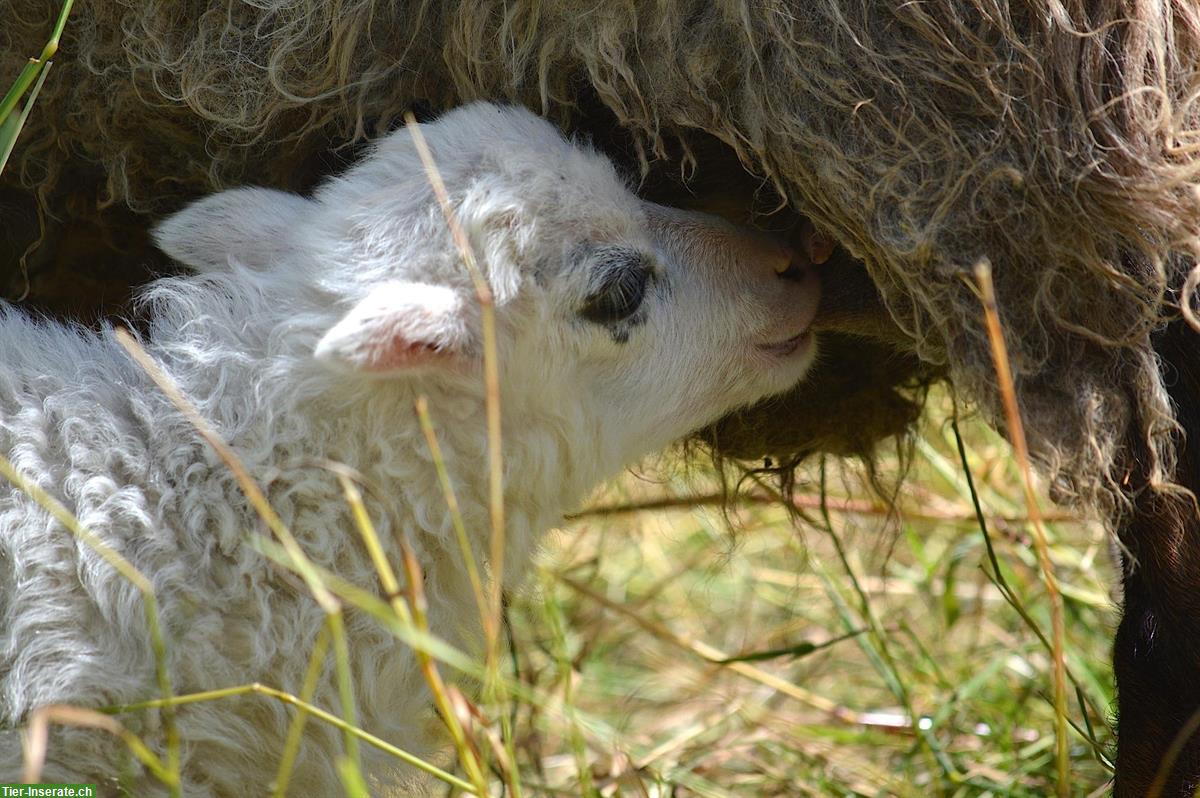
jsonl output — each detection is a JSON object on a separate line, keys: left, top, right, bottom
{"left": 0, "top": 103, "right": 820, "bottom": 794}
{"left": 0, "top": 292, "right": 465, "bottom": 792}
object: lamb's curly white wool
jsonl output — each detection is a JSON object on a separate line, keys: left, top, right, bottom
{"left": 0, "top": 103, "right": 821, "bottom": 795}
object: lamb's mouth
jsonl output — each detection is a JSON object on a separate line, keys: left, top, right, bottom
{"left": 756, "top": 330, "right": 812, "bottom": 357}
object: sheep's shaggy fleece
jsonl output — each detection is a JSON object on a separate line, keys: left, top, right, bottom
{"left": 5, "top": 1, "right": 1200, "bottom": 516}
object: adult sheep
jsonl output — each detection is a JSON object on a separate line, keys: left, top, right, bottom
{"left": 5, "top": 1, "right": 1200, "bottom": 794}
{"left": 0, "top": 103, "right": 824, "bottom": 795}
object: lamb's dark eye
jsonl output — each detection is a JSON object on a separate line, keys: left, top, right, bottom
{"left": 578, "top": 249, "right": 651, "bottom": 325}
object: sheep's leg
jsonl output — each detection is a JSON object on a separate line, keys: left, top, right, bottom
{"left": 1113, "top": 571, "right": 1200, "bottom": 795}
{"left": 1112, "top": 319, "right": 1200, "bottom": 796}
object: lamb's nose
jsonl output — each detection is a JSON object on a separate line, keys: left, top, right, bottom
{"left": 802, "top": 222, "right": 835, "bottom": 265}
{"left": 775, "top": 253, "right": 810, "bottom": 281}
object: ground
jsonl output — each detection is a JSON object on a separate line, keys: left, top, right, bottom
{"left": 513, "top": 389, "right": 1117, "bottom": 797}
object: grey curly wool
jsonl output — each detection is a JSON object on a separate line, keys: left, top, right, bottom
{"left": 5, "top": 1, "right": 1200, "bottom": 517}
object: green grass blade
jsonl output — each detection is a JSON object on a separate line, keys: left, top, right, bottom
{"left": 0, "top": 61, "right": 51, "bottom": 175}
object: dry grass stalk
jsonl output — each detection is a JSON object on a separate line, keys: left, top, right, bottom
{"left": 404, "top": 110, "right": 521, "bottom": 792}
{"left": 403, "top": 110, "right": 506, "bottom": 645}
{"left": 973, "top": 261, "right": 1070, "bottom": 796}
{"left": 380, "top": 479, "right": 491, "bottom": 795}
{"left": 22, "top": 705, "right": 171, "bottom": 787}
{"left": 414, "top": 396, "right": 490, "bottom": 644}
{"left": 557, "top": 573, "right": 856, "bottom": 723}
{"left": 572, "top": 490, "right": 1080, "bottom": 524}
{"left": 112, "top": 683, "right": 476, "bottom": 792}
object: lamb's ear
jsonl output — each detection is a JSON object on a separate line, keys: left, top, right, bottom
{"left": 154, "top": 187, "right": 314, "bottom": 273}
{"left": 314, "top": 282, "right": 474, "bottom": 375}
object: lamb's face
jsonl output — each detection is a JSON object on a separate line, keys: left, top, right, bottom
{"left": 307, "top": 104, "right": 820, "bottom": 462}
{"left": 154, "top": 102, "right": 820, "bottom": 466}
{"left": 501, "top": 194, "right": 822, "bottom": 460}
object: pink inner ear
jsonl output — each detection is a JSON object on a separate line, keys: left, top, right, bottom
{"left": 351, "top": 301, "right": 465, "bottom": 374}
{"left": 315, "top": 281, "right": 471, "bottom": 375}
{"left": 362, "top": 337, "right": 449, "bottom": 372}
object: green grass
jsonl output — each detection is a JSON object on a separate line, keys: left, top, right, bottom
{"left": 7, "top": 375, "right": 1116, "bottom": 796}
{"left": 0, "top": 0, "right": 73, "bottom": 174}
{"left": 509, "top": 389, "right": 1116, "bottom": 796}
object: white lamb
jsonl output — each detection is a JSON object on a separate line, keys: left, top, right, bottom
{"left": 0, "top": 103, "right": 821, "bottom": 795}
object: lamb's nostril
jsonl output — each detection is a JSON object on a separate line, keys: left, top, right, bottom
{"left": 776, "top": 259, "right": 809, "bottom": 282}
{"left": 808, "top": 232, "right": 835, "bottom": 265}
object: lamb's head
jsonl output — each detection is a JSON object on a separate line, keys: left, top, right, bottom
{"left": 155, "top": 102, "right": 820, "bottom": 476}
